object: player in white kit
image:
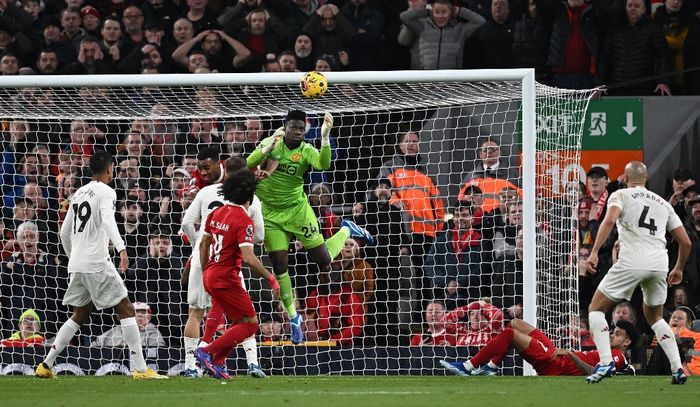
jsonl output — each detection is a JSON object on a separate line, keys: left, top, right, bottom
{"left": 35, "top": 151, "right": 167, "bottom": 379}
{"left": 585, "top": 161, "right": 691, "bottom": 384}
{"left": 181, "top": 155, "right": 267, "bottom": 378}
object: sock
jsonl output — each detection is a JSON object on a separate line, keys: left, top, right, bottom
{"left": 44, "top": 318, "right": 81, "bottom": 367}
{"left": 242, "top": 336, "right": 258, "bottom": 366}
{"left": 651, "top": 319, "right": 682, "bottom": 371}
{"left": 276, "top": 272, "right": 297, "bottom": 319}
{"left": 589, "top": 311, "right": 612, "bottom": 365}
{"left": 184, "top": 336, "right": 199, "bottom": 369}
{"left": 463, "top": 360, "right": 475, "bottom": 371}
{"left": 326, "top": 227, "right": 350, "bottom": 259}
{"left": 202, "top": 302, "right": 225, "bottom": 344}
{"left": 205, "top": 322, "right": 259, "bottom": 365}
{"left": 471, "top": 327, "right": 515, "bottom": 367}
{"left": 487, "top": 361, "right": 499, "bottom": 369}
{"left": 121, "top": 317, "right": 147, "bottom": 372}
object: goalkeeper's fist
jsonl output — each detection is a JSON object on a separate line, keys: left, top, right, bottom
{"left": 259, "top": 127, "right": 284, "bottom": 155}
{"left": 321, "top": 112, "right": 333, "bottom": 146}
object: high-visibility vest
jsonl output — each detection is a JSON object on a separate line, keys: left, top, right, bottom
{"left": 678, "top": 326, "right": 700, "bottom": 375}
{"left": 458, "top": 177, "right": 521, "bottom": 213}
{"left": 388, "top": 168, "right": 445, "bottom": 238}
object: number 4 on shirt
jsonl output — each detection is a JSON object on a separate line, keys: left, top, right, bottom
{"left": 637, "top": 205, "right": 657, "bottom": 235}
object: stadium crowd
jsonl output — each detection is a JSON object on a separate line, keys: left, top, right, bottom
{"left": 0, "top": 0, "right": 699, "bottom": 376}
{"left": 0, "top": 0, "right": 698, "bottom": 94}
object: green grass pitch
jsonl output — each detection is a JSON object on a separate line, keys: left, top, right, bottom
{"left": 1, "top": 376, "right": 698, "bottom": 407}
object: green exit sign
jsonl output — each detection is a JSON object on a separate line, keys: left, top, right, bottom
{"left": 582, "top": 98, "right": 643, "bottom": 150}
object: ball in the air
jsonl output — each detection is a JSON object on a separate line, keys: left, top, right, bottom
{"left": 300, "top": 71, "right": 328, "bottom": 99}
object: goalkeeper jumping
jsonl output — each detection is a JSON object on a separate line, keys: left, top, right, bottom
{"left": 247, "top": 109, "right": 375, "bottom": 344}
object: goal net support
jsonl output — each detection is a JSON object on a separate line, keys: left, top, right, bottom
{"left": 0, "top": 70, "right": 594, "bottom": 376}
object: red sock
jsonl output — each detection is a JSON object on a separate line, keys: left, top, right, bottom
{"left": 204, "top": 322, "right": 259, "bottom": 364}
{"left": 470, "top": 327, "right": 515, "bottom": 367}
{"left": 202, "top": 301, "right": 225, "bottom": 344}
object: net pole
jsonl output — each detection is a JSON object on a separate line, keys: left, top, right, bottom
{"left": 521, "top": 68, "right": 537, "bottom": 376}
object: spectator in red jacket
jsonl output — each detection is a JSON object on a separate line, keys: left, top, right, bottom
{"left": 443, "top": 299, "right": 504, "bottom": 346}
{"left": 305, "top": 283, "right": 364, "bottom": 346}
{"left": 411, "top": 301, "right": 456, "bottom": 346}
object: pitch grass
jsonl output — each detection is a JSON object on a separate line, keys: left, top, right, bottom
{"left": 1, "top": 376, "right": 698, "bottom": 407}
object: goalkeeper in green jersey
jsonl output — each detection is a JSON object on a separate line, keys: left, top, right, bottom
{"left": 247, "top": 109, "right": 375, "bottom": 344}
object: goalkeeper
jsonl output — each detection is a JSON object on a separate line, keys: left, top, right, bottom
{"left": 247, "top": 109, "right": 374, "bottom": 344}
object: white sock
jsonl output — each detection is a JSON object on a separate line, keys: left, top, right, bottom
{"left": 121, "top": 317, "right": 147, "bottom": 372}
{"left": 184, "top": 336, "right": 199, "bottom": 369}
{"left": 242, "top": 336, "right": 258, "bottom": 366}
{"left": 463, "top": 360, "right": 475, "bottom": 371}
{"left": 487, "top": 361, "right": 499, "bottom": 369}
{"left": 651, "top": 319, "right": 682, "bottom": 371}
{"left": 197, "top": 340, "right": 208, "bottom": 348}
{"left": 589, "top": 311, "right": 612, "bottom": 365}
{"left": 44, "top": 318, "right": 81, "bottom": 367}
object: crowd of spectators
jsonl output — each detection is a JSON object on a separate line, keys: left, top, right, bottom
{"left": 0, "top": 0, "right": 699, "bottom": 376}
{"left": 0, "top": 0, "right": 699, "bottom": 94}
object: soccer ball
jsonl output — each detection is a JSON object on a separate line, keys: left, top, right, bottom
{"left": 300, "top": 71, "right": 328, "bottom": 99}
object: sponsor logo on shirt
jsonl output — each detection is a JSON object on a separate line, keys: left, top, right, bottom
{"left": 278, "top": 163, "right": 298, "bottom": 175}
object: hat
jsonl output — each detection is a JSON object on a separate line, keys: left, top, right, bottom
{"left": 133, "top": 302, "right": 152, "bottom": 313}
{"left": 673, "top": 167, "right": 693, "bottom": 181}
{"left": 19, "top": 309, "right": 41, "bottom": 324}
{"left": 80, "top": 5, "right": 101, "bottom": 20}
{"left": 43, "top": 17, "right": 62, "bottom": 30}
{"left": 587, "top": 166, "right": 608, "bottom": 179}
{"left": 462, "top": 185, "right": 483, "bottom": 195}
{"left": 173, "top": 167, "right": 190, "bottom": 178}
{"left": 615, "top": 319, "right": 640, "bottom": 349}
{"left": 688, "top": 197, "right": 700, "bottom": 207}
{"left": 144, "top": 19, "right": 165, "bottom": 31}
{"left": 578, "top": 197, "right": 594, "bottom": 212}
{"left": 683, "top": 184, "right": 700, "bottom": 197}
{"left": 376, "top": 177, "right": 392, "bottom": 188}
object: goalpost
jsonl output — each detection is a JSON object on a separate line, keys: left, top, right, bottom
{"left": 0, "top": 70, "right": 594, "bottom": 376}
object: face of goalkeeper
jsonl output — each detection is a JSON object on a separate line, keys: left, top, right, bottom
{"left": 284, "top": 119, "right": 306, "bottom": 145}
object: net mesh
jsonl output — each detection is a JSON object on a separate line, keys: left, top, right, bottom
{"left": 0, "top": 76, "right": 594, "bottom": 375}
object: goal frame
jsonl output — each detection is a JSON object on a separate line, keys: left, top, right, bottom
{"left": 0, "top": 69, "right": 539, "bottom": 374}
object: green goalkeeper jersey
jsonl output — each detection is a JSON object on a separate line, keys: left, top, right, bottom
{"left": 247, "top": 137, "right": 331, "bottom": 210}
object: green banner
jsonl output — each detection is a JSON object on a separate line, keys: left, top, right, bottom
{"left": 582, "top": 98, "right": 643, "bottom": 150}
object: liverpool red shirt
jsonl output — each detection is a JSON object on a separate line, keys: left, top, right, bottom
{"left": 202, "top": 203, "right": 254, "bottom": 289}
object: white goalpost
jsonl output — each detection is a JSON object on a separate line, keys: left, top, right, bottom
{"left": 0, "top": 70, "right": 594, "bottom": 376}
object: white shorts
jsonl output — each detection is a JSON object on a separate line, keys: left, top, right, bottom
{"left": 187, "top": 254, "right": 210, "bottom": 309}
{"left": 187, "top": 255, "right": 248, "bottom": 309}
{"left": 63, "top": 261, "right": 128, "bottom": 310}
{"left": 598, "top": 265, "right": 668, "bottom": 307}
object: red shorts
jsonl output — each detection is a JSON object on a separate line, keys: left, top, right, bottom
{"left": 205, "top": 283, "right": 256, "bottom": 322}
{"left": 520, "top": 328, "right": 560, "bottom": 376}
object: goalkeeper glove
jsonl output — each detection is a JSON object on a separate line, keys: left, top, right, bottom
{"left": 259, "top": 127, "right": 285, "bottom": 155}
{"left": 321, "top": 112, "right": 333, "bottom": 146}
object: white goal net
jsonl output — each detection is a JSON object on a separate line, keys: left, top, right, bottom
{"left": 0, "top": 71, "right": 594, "bottom": 376}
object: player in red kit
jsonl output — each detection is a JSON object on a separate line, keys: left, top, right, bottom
{"left": 194, "top": 169, "right": 280, "bottom": 379}
{"left": 440, "top": 319, "right": 638, "bottom": 377}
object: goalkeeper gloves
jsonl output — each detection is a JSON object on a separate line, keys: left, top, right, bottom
{"left": 259, "top": 127, "right": 285, "bottom": 155}
{"left": 321, "top": 112, "right": 333, "bottom": 146}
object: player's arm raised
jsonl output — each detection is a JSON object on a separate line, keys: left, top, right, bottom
{"left": 587, "top": 205, "right": 621, "bottom": 275}
{"left": 307, "top": 112, "right": 333, "bottom": 171}
{"left": 240, "top": 245, "right": 280, "bottom": 298}
{"left": 247, "top": 127, "right": 285, "bottom": 168}
{"left": 668, "top": 225, "right": 691, "bottom": 285}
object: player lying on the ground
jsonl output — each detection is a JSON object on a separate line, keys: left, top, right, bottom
{"left": 194, "top": 168, "right": 280, "bottom": 379}
{"left": 440, "top": 318, "right": 638, "bottom": 376}
{"left": 246, "top": 109, "right": 375, "bottom": 344}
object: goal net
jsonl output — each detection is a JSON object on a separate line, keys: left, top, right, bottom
{"left": 0, "top": 71, "right": 594, "bottom": 376}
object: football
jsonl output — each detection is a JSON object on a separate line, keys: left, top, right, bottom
{"left": 299, "top": 71, "right": 328, "bottom": 98}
